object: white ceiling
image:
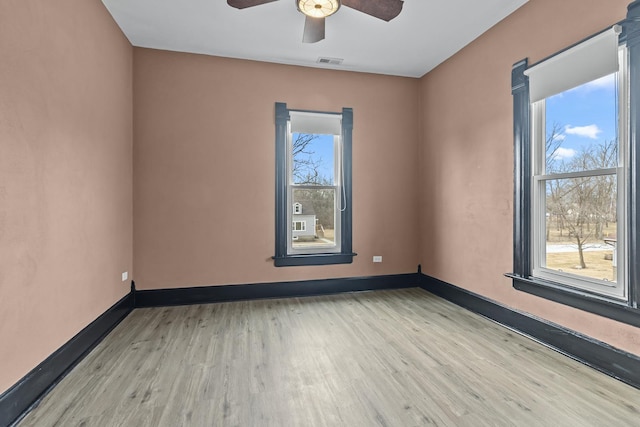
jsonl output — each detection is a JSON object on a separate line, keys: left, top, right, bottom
{"left": 101, "top": 0, "right": 528, "bottom": 78}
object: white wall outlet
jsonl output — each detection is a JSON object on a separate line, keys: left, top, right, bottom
{"left": 122, "top": 271, "right": 128, "bottom": 282}
{"left": 373, "top": 256, "right": 382, "bottom": 263}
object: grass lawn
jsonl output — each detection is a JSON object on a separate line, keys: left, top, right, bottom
{"left": 546, "top": 250, "right": 616, "bottom": 282}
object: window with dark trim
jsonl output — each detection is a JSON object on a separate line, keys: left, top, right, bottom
{"left": 508, "top": 1, "right": 640, "bottom": 327}
{"left": 273, "top": 102, "right": 355, "bottom": 267}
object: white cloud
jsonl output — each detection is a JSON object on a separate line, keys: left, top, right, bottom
{"left": 565, "top": 124, "right": 601, "bottom": 139}
{"left": 552, "top": 147, "right": 577, "bottom": 160}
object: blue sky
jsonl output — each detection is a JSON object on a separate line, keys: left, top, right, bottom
{"left": 545, "top": 72, "right": 618, "bottom": 162}
{"left": 293, "top": 133, "right": 335, "bottom": 182}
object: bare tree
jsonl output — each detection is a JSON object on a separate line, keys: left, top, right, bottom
{"left": 547, "top": 139, "right": 617, "bottom": 269}
{"left": 293, "top": 134, "right": 326, "bottom": 184}
{"left": 554, "top": 175, "right": 596, "bottom": 269}
{"left": 587, "top": 140, "right": 617, "bottom": 239}
{"left": 545, "top": 123, "right": 566, "bottom": 238}
{"left": 545, "top": 122, "right": 565, "bottom": 174}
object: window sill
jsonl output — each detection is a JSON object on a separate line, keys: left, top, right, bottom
{"left": 506, "top": 273, "right": 640, "bottom": 328}
{"left": 273, "top": 252, "right": 356, "bottom": 267}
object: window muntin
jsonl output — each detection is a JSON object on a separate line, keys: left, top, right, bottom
{"left": 530, "top": 48, "right": 628, "bottom": 300}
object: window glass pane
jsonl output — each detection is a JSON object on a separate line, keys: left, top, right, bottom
{"left": 544, "top": 176, "right": 617, "bottom": 283}
{"left": 291, "top": 187, "right": 336, "bottom": 248}
{"left": 292, "top": 133, "right": 334, "bottom": 185}
{"left": 545, "top": 73, "right": 618, "bottom": 174}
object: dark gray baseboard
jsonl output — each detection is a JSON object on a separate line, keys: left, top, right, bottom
{"left": 0, "top": 291, "right": 134, "bottom": 427}
{"left": 135, "top": 273, "right": 421, "bottom": 308}
{"left": 419, "top": 274, "right": 640, "bottom": 390}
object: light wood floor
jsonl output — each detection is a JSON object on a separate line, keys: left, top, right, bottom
{"left": 18, "top": 288, "right": 640, "bottom": 426}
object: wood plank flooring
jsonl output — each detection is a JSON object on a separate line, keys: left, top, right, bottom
{"left": 17, "top": 288, "right": 640, "bottom": 426}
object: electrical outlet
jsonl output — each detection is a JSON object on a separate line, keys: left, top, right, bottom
{"left": 373, "top": 256, "right": 382, "bottom": 263}
{"left": 122, "top": 271, "right": 128, "bottom": 282}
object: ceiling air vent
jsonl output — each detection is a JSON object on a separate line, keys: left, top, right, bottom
{"left": 317, "top": 57, "right": 343, "bottom": 65}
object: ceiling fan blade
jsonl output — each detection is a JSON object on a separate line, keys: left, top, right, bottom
{"left": 303, "top": 16, "right": 325, "bottom": 43}
{"left": 342, "top": 0, "right": 403, "bottom": 22}
{"left": 227, "top": 0, "right": 278, "bottom": 10}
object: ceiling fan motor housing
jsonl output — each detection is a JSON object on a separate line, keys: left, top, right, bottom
{"left": 227, "top": 0, "right": 403, "bottom": 44}
{"left": 296, "top": 0, "right": 341, "bottom": 19}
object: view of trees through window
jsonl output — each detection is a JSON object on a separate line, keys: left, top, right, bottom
{"left": 542, "top": 72, "right": 619, "bottom": 282}
{"left": 291, "top": 133, "right": 338, "bottom": 248}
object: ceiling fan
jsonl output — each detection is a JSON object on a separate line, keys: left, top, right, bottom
{"left": 227, "top": 0, "right": 404, "bottom": 43}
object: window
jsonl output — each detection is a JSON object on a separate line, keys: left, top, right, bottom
{"left": 530, "top": 42, "right": 628, "bottom": 300}
{"left": 289, "top": 129, "right": 340, "bottom": 253}
{"left": 510, "top": 10, "right": 640, "bottom": 328}
{"left": 273, "top": 103, "right": 355, "bottom": 267}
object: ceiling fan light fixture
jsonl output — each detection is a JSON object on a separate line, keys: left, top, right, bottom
{"left": 297, "top": 0, "right": 340, "bottom": 19}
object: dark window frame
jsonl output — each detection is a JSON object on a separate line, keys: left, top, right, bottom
{"left": 507, "top": 1, "right": 640, "bottom": 327}
{"left": 273, "top": 102, "right": 356, "bottom": 267}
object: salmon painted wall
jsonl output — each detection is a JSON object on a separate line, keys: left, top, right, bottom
{"left": 418, "top": 0, "right": 640, "bottom": 355}
{"left": 0, "top": 0, "right": 133, "bottom": 394}
{"left": 133, "top": 48, "right": 419, "bottom": 289}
